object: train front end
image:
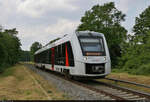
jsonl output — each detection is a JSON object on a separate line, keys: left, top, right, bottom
{"left": 71, "top": 31, "right": 111, "bottom": 78}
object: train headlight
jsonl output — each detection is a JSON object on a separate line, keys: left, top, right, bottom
{"left": 104, "top": 57, "right": 106, "bottom": 61}
{"left": 83, "top": 57, "right": 88, "bottom": 60}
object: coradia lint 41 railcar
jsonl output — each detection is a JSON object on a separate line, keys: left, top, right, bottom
{"left": 34, "top": 31, "right": 111, "bottom": 78}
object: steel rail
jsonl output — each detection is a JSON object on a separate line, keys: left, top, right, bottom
{"left": 105, "top": 77, "right": 150, "bottom": 89}
{"left": 96, "top": 80, "right": 150, "bottom": 100}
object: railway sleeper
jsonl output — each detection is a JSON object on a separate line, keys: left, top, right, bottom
{"left": 118, "top": 93, "right": 133, "bottom": 97}
{"left": 101, "top": 88, "right": 122, "bottom": 93}
{"left": 123, "top": 96, "right": 143, "bottom": 100}
{"left": 107, "top": 89, "right": 125, "bottom": 93}
{"left": 103, "top": 96, "right": 112, "bottom": 100}
{"left": 99, "top": 94, "right": 106, "bottom": 97}
{"left": 129, "top": 97, "right": 146, "bottom": 100}
{"left": 112, "top": 91, "right": 128, "bottom": 95}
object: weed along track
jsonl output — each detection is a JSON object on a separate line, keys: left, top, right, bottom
{"left": 23, "top": 67, "right": 51, "bottom": 100}
{"left": 25, "top": 64, "right": 150, "bottom": 100}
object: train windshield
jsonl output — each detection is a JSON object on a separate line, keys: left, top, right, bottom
{"left": 79, "top": 37, "right": 105, "bottom": 56}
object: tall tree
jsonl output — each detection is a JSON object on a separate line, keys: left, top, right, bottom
{"left": 19, "top": 50, "right": 31, "bottom": 62}
{"left": 133, "top": 5, "right": 150, "bottom": 43}
{"left": 0, "top": 27, "right": 21, "bottom": 72}
{"left": 77, "top": 2, "right": 127, "bottom": 67}
{"left": 118, "top": 5, "right": 150, "bottom": 75}
{"left": 118, "top": 31, "right": 150, "bottom": 75}
{"left": 30, "top": 42, "right": 42, "bottom": 61}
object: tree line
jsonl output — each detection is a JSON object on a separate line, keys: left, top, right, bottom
{"left": 0, "top": 27, "right": 21, "bottom": 72}
{"left": 19, "top": 42, "right": 42, "bottom": 62}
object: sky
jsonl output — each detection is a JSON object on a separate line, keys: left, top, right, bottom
{"left": 0, "top": 0, "right": 150, "bottom": 50}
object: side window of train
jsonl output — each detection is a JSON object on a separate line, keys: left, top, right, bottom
{"left": 49, "top": 49, "right": 51, "bottom": 64}
{"left": 37, "top": 54, "right": 39, "bottom": 63}
{"left": 43, "top": 51, "right": 46, "bottom": 63}
{"left": 35, "top": 55, "right": 37, "bottom": 62}
{"left": 62, "top": 43, "right": 66, "bottom": 66}
{"left": 58, "top": 45, "right": 61, "bottom": 58}
{"left": 56, "top": 45, "right": 61, "bottom": 65}
{"left": 37, "top": 55, "right": 39, "bottom": 63}
{"left": 38, "top": 53, "right": 41, "bottom": 63}
{"left": 39, "top": 53, "right": 41, "bottom": 63}
{"left": 46, "top": 50, "right": 49, "bottom": 64}
{"left": 41, "top": 52, "right": 44, "bottom": 63}
{"left": 55, "top": 46, "right": 58, "bottom": 65}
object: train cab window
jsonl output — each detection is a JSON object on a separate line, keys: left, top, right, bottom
{"left": 79, "top": 37, "right": 106, "bottom": 56}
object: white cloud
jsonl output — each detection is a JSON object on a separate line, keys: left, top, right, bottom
{"left": 45, "top": 18, "right": 80, "bottom": 35}
{"left": 0, "top": 0, "right": 17, "bottom": 24}
{"left": 17, "top": 0, "right": 78, "bottom": 18}
{"left": 94, "top": 0, "right": 130, "bottom": 13}
{"left": 116, "top": 0, "right": 130, "bottom": 13}
{"left": 18, "top": 18, "right": 79, "bottom": 50}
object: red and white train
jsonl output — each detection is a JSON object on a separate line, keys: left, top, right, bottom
{"left": 34, "top": 31, "right": 111, "bottom": 78}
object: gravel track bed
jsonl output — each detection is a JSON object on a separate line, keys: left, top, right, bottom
{"left": 24, "top": 64, "right": 112, "bottom": 100}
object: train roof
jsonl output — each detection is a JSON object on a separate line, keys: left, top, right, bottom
{"left": 34, "top": 31, "right": 104, "bottom": 55}
{"left": 76, "top": 31, "right": 104, "bottom": 37}
{"left": 34, "top": 33, "right": 73, "bottom": 55}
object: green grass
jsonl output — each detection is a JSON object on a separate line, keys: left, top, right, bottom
{"left": 112, "top": 67, "right": 150, "bottom": 76}
{"left": 0, "top": 66, "right": 14, "bottom": 78}
{"left": 25, "top": 90, "right": 32, "bottom": 95}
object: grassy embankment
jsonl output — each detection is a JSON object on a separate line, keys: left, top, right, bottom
{"left": 98, "top": 72, "right": 150, "bottom": 93}
{"left": 0, "top": 64, "right": 70, "bottom": 100}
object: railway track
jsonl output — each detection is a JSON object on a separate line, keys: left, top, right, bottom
{"left": 49, "top": 70, "right": 150, "bottom": 100}
{"left": 105, "top": 77, "right": 150, "bottom": 89}
{"left": 25, "top": 64, "right": 150, "bottom": 101}
{"left": 83, "top": 80, "right": 150, "bottom": 101}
